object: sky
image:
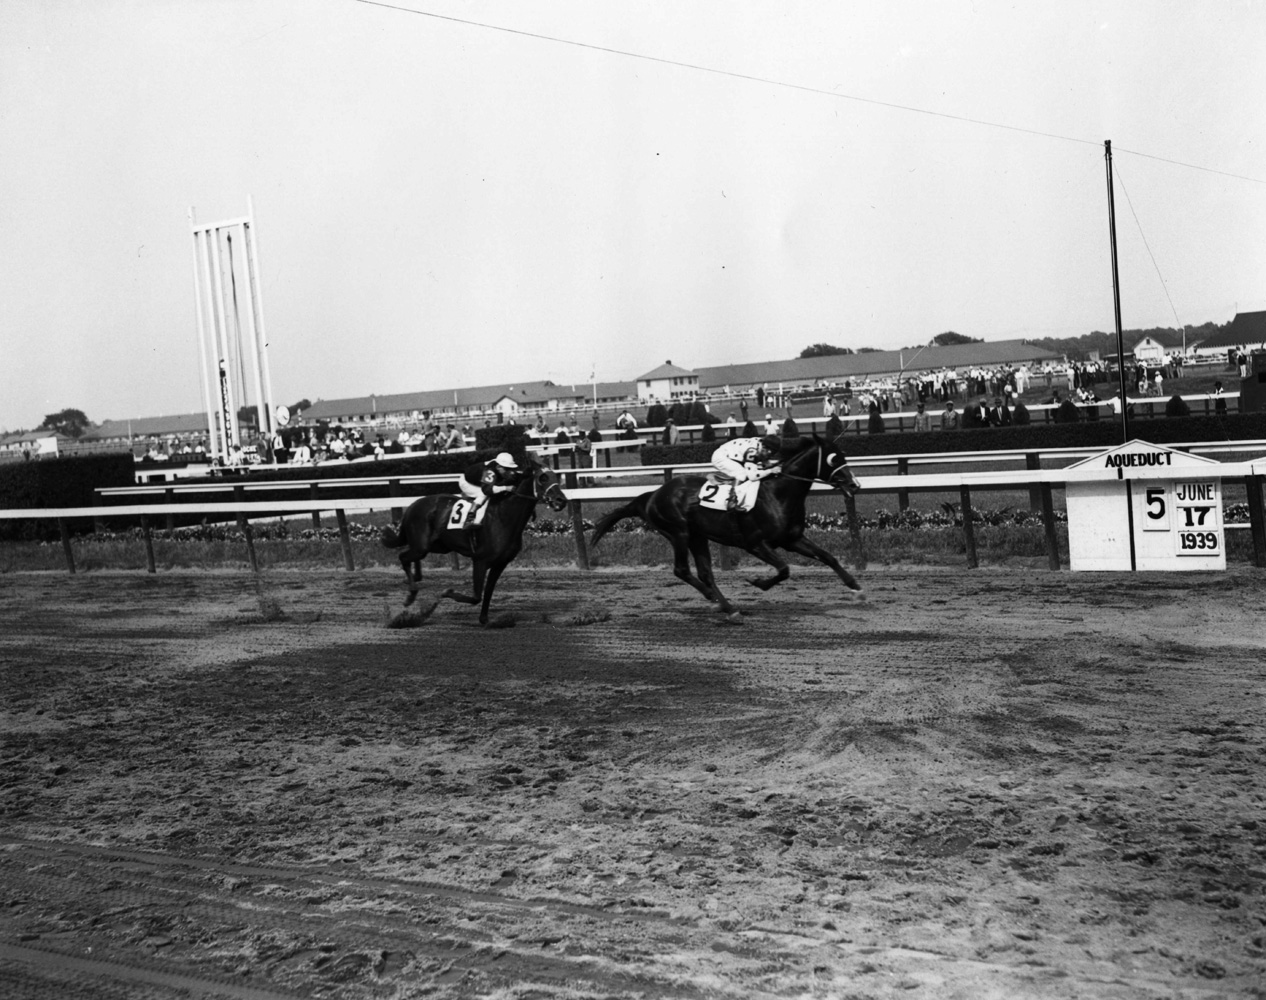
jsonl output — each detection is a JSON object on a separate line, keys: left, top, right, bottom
{"left": 1, "top": 1, "right": 1264, "bottom": 432}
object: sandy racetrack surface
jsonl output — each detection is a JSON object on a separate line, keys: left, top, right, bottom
{"left": 1, "top": 565, "right": 1264, "bottom": 999}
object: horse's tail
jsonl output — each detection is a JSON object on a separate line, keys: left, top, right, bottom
{"left": 381, "top": 523, "right": 403, "bottom": 548}
{"left": 590, "top": 492, "right": 653, "bottom": 548}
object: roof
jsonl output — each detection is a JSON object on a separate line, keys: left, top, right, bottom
{"left": 82, "top": 413, "right": 211, "bottom": 439}
{"left": 637, "top": 362, "right": 698, "bottom": 381}
{"left": 695, "top": 339, "right": 1064, "bottom": 389}
{"left": 302, "top": 380, "right": 593, "bottom": 421}
{"left": 0, "top": 430, "right": 74, "bottom": 447}
{"left": 1197, "top": 311, "right": 1266, "bottom": 350}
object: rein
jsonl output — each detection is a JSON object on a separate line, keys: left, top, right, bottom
{"left": 770, "top": 444, "right": 852, "bottom": 489}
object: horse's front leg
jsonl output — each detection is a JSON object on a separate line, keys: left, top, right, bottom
{"left": 441, "top": 558, "right": 487, "bottom": 607}
{"left": 743, "top": 540, "right": 790, "bottom": 591}
{"left": 477, "top": 561, "right": 509, "bottom": 625}
{"left": 785, "top": 536, "right": 865, "bottom": 598}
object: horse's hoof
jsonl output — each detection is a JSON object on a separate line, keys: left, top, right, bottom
{"left": 403, "top": 592, "right": 417, "bottom": 608}
{"left": 724, "top": 610, "right": 743, "bottom": 623}
{"left": 843, "top": 589, "right": 867, "bottom": 603}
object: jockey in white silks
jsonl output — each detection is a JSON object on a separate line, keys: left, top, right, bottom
{"left": 709, "top": 434, "right": 783, "bottom": 511}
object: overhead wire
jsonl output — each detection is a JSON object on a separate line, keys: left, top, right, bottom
{"left": 352, "top": 0, "right": 1266, "bottom": 185}
{"left": 1112, "top": 161, "right": 1186, "bottom": 333}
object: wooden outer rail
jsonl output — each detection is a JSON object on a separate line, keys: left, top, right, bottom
{"left": 14, "top": 457, "right": 1266, "bottom": 575}
{"left": 98, "top": 438, "right": 1266, "bottom": 498}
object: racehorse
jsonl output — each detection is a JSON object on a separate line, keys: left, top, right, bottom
{"left": 381, "top": 459, "right": 568, "bottom": 625}
{"left": 589, "top": 433, "right": 863, "bottom": 614}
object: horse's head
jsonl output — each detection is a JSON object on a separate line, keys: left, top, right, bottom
{"left": 817, "top": 434, "right": 861, "bottom": 497}
{"left": 526, "top": 461, "right": 569, "bottom": 512}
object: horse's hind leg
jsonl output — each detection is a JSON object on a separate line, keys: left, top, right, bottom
{"left": 744, "top": 540, "right": 791, "bottom": 591}
{"left": 664, "top": 531, "right": 729, "bottom": 607}
{"left": 399, "top": 551, "right": 424, "bottom": 606}
{"left": 785, "top": 536, "right": 865, "bottom": 597}
{"left": 687, "top": 535, "right": 735, "bottom": 614}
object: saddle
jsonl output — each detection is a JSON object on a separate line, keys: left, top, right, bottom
{"left": 698, "top": 476, "right": 760, "bottom": 513}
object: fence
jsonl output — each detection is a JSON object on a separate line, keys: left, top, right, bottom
{"left": 6, "top": 458, "right": 1265, "bottom": 577}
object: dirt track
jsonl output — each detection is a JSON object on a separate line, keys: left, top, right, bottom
{"left": 2, "top": 565, "right": 1265, "bottom": 999}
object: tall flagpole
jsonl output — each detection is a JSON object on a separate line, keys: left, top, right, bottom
{"left": 1104, "top": 140, "right": 1130, "bottom": 443}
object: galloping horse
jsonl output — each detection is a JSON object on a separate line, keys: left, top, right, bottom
{"left": 381, "top": 459, "right": 568, "bottom": 625}
{"left": 590, "top": 434, "right": 863, "bottom": 614}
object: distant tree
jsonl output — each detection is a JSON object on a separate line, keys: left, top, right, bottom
{"left": 931, "top": 331, "right": 983, "bottom": 347}
{"left": 799, "top": 343, "right": 853, "bottom": 358}
{"left": 287, "top": 398, "right": 312, "bottom": 414}
{"left": 856, "top": 347, "right": 882, "bottom": 353}
{"left": 39, "top": 408, "right": 90, "bottom": 439}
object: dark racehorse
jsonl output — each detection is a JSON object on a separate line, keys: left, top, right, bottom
{"left": 381, "top": 460, "right": 568, "bottom": 624}
{"left": 590, "top": 434, "right": 863, "bottom": 614}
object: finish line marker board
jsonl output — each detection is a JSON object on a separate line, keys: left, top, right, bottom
{"left": 1065, "top": 440, "right": 1226, "bottom": 572}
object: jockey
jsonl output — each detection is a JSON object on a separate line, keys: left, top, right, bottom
{"left": 710, "top": 434, "right": 782, "bottom": 509}
{"left": 458, "top": 452, "right": 521, "bottom": 527}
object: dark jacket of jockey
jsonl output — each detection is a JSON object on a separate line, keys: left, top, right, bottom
{"left": 462, "top": 453, "right": 520, "bottom": 497}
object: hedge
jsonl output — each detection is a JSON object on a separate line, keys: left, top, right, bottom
{"left": 641, "top": 412, "right": 1266, "bottom": 466}
{"left": 0, "top": 452, "right": 135, "bottom": 540}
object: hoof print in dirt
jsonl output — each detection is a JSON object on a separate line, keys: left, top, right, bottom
{"left": 542, "top": 603, "right": 612, "bottom": 627}
{"left": 386, "top": 600, "right": 438, "bottom": 629}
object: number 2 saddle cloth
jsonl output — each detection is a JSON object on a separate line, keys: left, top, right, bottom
{"left": 697, "top": 476, "right": 760, "bottom": 513}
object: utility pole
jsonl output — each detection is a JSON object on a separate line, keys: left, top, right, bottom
{"left": 1104, "top": 140, "right": 1130, "bottom": 443}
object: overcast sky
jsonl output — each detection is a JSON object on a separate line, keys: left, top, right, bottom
{"left": 2, "top": 1, "right": 1263, "bottom": 431}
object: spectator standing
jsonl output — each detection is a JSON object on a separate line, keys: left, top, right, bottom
{"left": 866, "top": 402, "right": 885, "bottom": 434}
{"left": 662, "top": 418, "right": 680, "bottom": 445}
{"left": 1012, "top": 400, "right": 1030, "bottom": 425}
{"left": 940, "top": 401, "right": 960, "bottom": 431}
{"left": 1213, "top": 380, "right": 1227, "bottom": 415}
{"left": 912, "top": 400, "right": 932, "bottom": 432}
{"left": 1164, "top": 393, "right": 1191, "bottom": 417}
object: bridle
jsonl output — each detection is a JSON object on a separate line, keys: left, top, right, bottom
{"left": 767, "top": 441, "right": 859, "bottom": 494}
{"left": 513, "top": 462, "right": 568, "bottom": 511}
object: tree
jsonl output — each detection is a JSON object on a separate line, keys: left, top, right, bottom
{"left": 287, "top": 398, "right": 312, "bottom": 415}
{"left": 799, "top": 343, "right": 853, "bottom": 358}
{"left": 931, "top": 331, "right": 983, "bottom": 347}
{"left": 39, "top": 408, "right": 90, "bottom": 439}
{"left": 856, "top": 347, "right": 881, "bottom": 353}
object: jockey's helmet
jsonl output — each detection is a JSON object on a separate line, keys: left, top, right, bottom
{"left": 493, "top": 452, "right": 517, "bottom": 469}
{"left": 760, "top": 434, "right": 782, "bottom": 457}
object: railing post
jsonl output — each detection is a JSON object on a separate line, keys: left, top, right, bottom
{"left": 1040, "top": 483, "right": 1061, "bottom": 570}
{"left": 310, "top": 482, "right": 321, "bottom": 530}
{"left": 92, "top": 492, "right": 104, "bottom": 535}
{"left": 389, "top": 478, "right": 402, "bottom": 522}
{"left": 139, "top": 514, "right": 156, "bottom": 574}
{"left": 960, "top": 485, "right": 978, "bottom": 569}
{"left": 566, "top": 471, "right": 590, "bottom": 570}
{"left": 234, "top": 485, "right": 259, "bottom": 574}
{"left": 1026, "top": 453, "right": 1042, "bottom": 513}
{"left": 57, "top": 518, "right": 75, "bottom": 575}
{"left": 843, "top": 492, "right": 866, "bottom": 570}
{"left": 1245, "top": 475, "right": 1266, "bottom": 569}
{"left": 897, "top": 456, "right": 910, "bottom": 511}
{"left": 164, "top": 487, "right": 175, "bottom": 532}
{"left": 335, "top": 508, "right": 355, "bottom": 571}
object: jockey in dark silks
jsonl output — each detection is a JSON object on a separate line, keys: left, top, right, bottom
{"left": 458, "top": 452, "right": 521, "bottom": 528}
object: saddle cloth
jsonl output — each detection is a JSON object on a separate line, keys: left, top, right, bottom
{"left": 447, "top": 496, "right": 489, "bottom": 528}
{"left": 698, "top": 477, "right": 760, "bottom": 512}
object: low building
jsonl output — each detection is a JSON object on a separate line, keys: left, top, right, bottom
{"left": 82, "top": 413, "right": 212, "bottom": 444}
{"left": 636, "top": 361, "right": 699, "bottom": 402}
{"left": 694, "top": 339, "right": 1063, "bottom": 393}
